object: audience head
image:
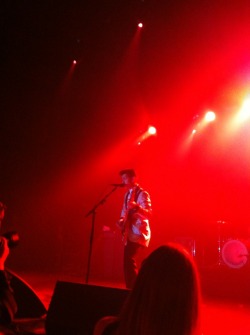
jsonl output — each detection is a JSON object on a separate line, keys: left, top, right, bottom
{"left": 117, "top": 243, "right": 201, "bottom": 335}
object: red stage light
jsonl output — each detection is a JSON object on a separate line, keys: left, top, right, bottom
{"left": 148, "top": 126, "right": 157, "bottom": 135}
{"left": 138, "top": 22, "right": 143, "bottom": 28}
{"left": 238, "top": 97, "right": 250, "bottom": 122}
{"left": 73, "top": 60, "right": 77, "bottom": 65}
{"left": 204, "top": 111, "right": 216, "bottom": 122}
{"left": 135, "top": 126, "right": 156, "bottom": 146}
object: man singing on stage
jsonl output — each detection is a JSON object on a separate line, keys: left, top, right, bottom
{"left": 116, "top": 169, "right": 152, "bottom": 289}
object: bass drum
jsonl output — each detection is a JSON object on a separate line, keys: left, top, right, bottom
{"left": 222, "top": 239, "right": 249, "bottom": 269}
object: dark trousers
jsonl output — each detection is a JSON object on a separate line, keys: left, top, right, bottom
{"left": 124, "top": 241, "right": 144, "bottom": 289}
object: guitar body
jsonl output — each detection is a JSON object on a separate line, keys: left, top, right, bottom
{"left": 122, "top": 187, "right": 137, "bottom": 244}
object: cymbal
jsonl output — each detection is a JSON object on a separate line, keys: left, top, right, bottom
{"left": 216, "top": 220, "right": 229, "bottom": 225}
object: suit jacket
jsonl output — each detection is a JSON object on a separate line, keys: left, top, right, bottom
{"left": 120, "top": 184, "right": 152, "bottom": 247}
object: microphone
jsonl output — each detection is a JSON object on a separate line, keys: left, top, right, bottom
{"left": 111, "top": 183, "right": 125, "bottom": 187}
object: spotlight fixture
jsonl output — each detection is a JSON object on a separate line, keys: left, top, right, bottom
{"left": 204, "top": 111, "right": 216, "bottom": 122}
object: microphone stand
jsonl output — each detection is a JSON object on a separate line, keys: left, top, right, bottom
{"left": 84, "top": 186, "right": 119, "bottom": 284}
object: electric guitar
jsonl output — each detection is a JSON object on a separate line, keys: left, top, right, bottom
{"left": 122, "top": 187, "right": 137, "bottom": 244}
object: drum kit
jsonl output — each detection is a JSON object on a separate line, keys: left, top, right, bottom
{"left": 175, "top": 220, "right": 249, "bottom": 269}
{"left": 213, "top": 220, "right": 249, "bottom": 269}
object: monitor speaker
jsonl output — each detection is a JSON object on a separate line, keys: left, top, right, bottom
{"left": 45, "top": 281, "right": 129, "bottom": 335}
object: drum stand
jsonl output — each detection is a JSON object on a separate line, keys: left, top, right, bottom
{"left": 216, "top": 220, "right": 227, "bottom": 267}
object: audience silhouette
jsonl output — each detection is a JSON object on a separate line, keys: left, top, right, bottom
{"left": 94, "top": 243, "right": 202, "bottom": 335}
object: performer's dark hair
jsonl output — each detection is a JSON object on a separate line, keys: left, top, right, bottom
{"left": 119, "top": 169, "right": 136, "bottom": 177}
